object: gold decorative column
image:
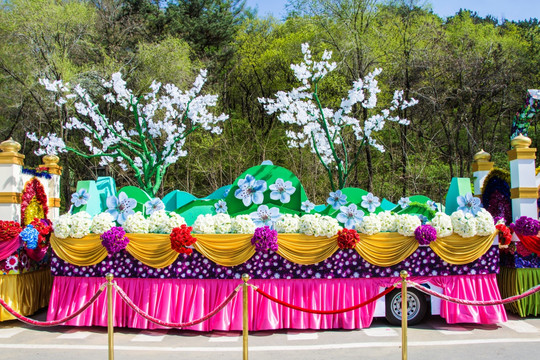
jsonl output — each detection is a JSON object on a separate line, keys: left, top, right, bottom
{"left": 508, "top": 134, "right": 538, "bottom": 221}
{"left": 472, "top": 149, "right": 493, "bottom": 198}
{"left": 41, "top": 154, "right": 62, "bottom": 219}
{"left": 0, "top": 139, "right": 24, "bottom": 221}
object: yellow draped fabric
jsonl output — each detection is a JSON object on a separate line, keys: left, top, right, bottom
{"left": 429, "top": 232, "right": 497, "bottom": 265}
{"left": 50, "top": 231, "right": 497, "bottom": 269}
{"left": 277, "top": 234, "right": 339, "bottom": 265}
{"left": 51, "top": 233, "right": 107, "bottom": 266}
{"left": 355, "top": 233, "right": 419, "bottom": 267}
{"left": 0, "top": 269, "right": 53, "bottom": 321}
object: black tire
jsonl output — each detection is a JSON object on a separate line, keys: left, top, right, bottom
{"left": 385, "top": 288, "right": 428, "bottom": 326}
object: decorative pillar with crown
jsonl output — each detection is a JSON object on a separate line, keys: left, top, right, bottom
{"left": 508, "top": 134, "right": 538, "bottom": 221}
{"left": 472, "top": 149, "right": 494, "bottom": 197}
{"left": 40, "top": 154, "right": 62, "bottom": 219}
{"left": 0, "top": 139, "right": 25, "bottom": 221}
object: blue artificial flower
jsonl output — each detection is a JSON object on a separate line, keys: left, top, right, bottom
{"left": 106, "top": 192, "right": 137, "bottom": 225}
{"left": 427, "top": 200, "right": 439, "bottom": 212}
{"left": 416, "top": 214, "right": 428, "bottom": 225}
{"left": 337, "top": 204, "right": 364, "bottom": 229}
{"left": 301, "top": 200, "right": 315, "bottom": 213}
{"left": 234, "top": 174, "right": 267, "bottom": 207}
{"left": 20, "top": 224, "right": 39, "bottom": 250}
{"left": 456, "top": 193, "right": 480, "bottom": 215}
{"left": 71, "top": 188, "right": 90, "bottom": 207}
{"left": 250, "top": 205, "right": 281, "bottom": 227}
{"left": 144, "top": 198, "right": 164, "bottom": 216}
{"left": 214, "top": 200, "right": 228, "bottom": 214}
{"left": 327, "top": 190, "right": 347, "bottom": 210}
{"left": 269, "top": 178, "right": 296, "bottom": 203}
{"left": 361, "top": 192, "right": 381, "bottom": 213}
{"left": 398, "top": 197, "right": 410, "bottom": 209}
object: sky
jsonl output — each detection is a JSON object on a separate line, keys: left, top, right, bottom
{"left": 244, "top": 0, "right": 540, "bottom": 22}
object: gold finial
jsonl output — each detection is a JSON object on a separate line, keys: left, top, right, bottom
{"left": 42, "top": 154, "right": 60, "bottom": 166}
{"left": 242, "top": 273, "right": 250, "bottom": 283}
{"left": 511, "top": 133, "right": 532, "bottom": 149}
{"left": 473, "top": 149, "right": 491, "bottom": 162}
{"left": 0, "top": 138, "right": 21, "bottom": 153}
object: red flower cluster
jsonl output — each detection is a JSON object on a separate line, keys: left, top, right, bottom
{"left": 0, "top": 220, "right": 23, "bottom": 242}
{"left": 337, "top": 228, "right": 360, "bottom": 249}
{"left": 496, "top": 223, "right": 513, "bottom": 246}
{"left": 170, "top": 224, "right": 197, "bottom": 255}
{"left": 31, "top": 218, "right": 52, "bottom": 249}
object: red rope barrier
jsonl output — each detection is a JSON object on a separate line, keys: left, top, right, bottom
{"left": 252, "top": 284, "right": 397, "bottom": 314}
{"left": 407, "top": 281, "right": 540, "bottom": 306}
{"left": 113, "top": 283, "right": 242, "bottom": 328}
{"left": 0, "top": 283, "right": 107, "bottom": 327}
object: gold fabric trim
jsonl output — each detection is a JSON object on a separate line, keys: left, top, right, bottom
{"left": 40, "top": 164, "right": 62, "bottom": 175}
{"left": 49, "top": 198, "right": 61, "bottom": 207}
{"left": 0, "top": 192, "right": 22, "bottom": 203}
{"left": 277, "top": 234, "right": 339, "bottom": 265}
{"left": 0, "top": 269, "right": 53, "bottom": 321}
{"left": 510, "top": 187, "right": 539, "bottom": 199}
{"left": 356, "top": 233, "right": 419, "bottom": 267}
{"left": 508, "top": 148, "right": 537, "bottom": 160}
{"left": 50, "top": 233, "right": 108, "bottom": 266}
{"left": 429, "top": 232, "right": 497, "bottom": 265}
{"left": 0, "top": 153, "right": 25, "bottom": 165}
{"left": 472, "top": 162, "right": 494, "bottom": 172}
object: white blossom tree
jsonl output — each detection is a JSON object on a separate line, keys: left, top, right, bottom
{"left": 29, "top": 70, "right": 228, "bottom": 197}
{"left": 259, "top": 43, "right": 418, "bottom": 191}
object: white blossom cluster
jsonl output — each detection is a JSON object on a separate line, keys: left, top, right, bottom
{"left": 450, "top": 210, "right": 477, "bottom": 238}
{"left": 429, "top": 212, "right": 453, "bottom": 237}
{"left": 258, "top": 43, "right": 418, "bottom": 165}
{"left": 299, "top": 213, "right": 342, "bottom": 237}
{"left": 90, "top": 212, "right": 116, "bottom": 234}
{"left": 123, "top": 212, "right": 150, "bottom": 233}
{"left": 66, "top": 212, "right": 92, "bottom": 238}
{"left": 30, "top": 71, "right": 228, "bottom": 176}
{"left": 275, "top": 214, "right": 301, "bottom": 233}
{"left": 192, "top": 214, "right": 232, "bottom": 234}
{"left": 230, "top": 215, "right": 257, "bottom": 234}
{"left": 357, "top": 213, "right": 382, "bottom": 235}
{"left": 377, "top": 211, "right": 398, "bottom": 232}
{"left": 475, "top": 209, "right": 496, "bottom": 236}
{"left": 396, "top": 214, "right": 422, "bottom": 237}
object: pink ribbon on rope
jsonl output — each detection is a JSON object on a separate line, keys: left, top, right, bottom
{"left": 113, "top": 283, "right": 242, "bottom": 328}
{"left": 407, "top": 280, "right": 540, "bottom": 306}
{"left": 0, "top": 283, "right": 107, "bottom": 326}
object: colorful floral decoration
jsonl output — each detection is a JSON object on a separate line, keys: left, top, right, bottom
{"left": 337, "top": 228, "right": 360, "bottom": 249}
{"left": 100, "top": 227, "right": 130, "bottom": 255}
{"left": 456, "top": 193, "right": 481, "bottom": 215}
{"left": 214, "top": 200, "right": 228, "bottom": 214}
{"left": 361, "top": 192, "right": 381, "bottom": 213}
{"left": 170, "top": 224, "right": 197, "bottom": 255}
{"left": 337, "top": 203, "right": 364, "bottom": 229}
{"left": 327, "top": 190, "right": 347, "bottom": 210}
{"left": 30, "top": 218, "right": 52, "bottom": 248}
{"left": 22, "top": 167, "right": 52, "bottom": 179}
{"left": 414, "top": 224, "right": 437, "bottom": 246}
{"left": 106, "top": 192, "right": 136, "bottom": 225}
{"left": 496, "top": 223, "right": 513, "bottom": 246}
{"left": 251, "top": 226, "right": 278, "bottom": 252}
{"left": 398, "top": 197, "right": 410, "bottom": 209}
{"left": 481, "top": 169, "right": 512, "bottom": 225}
{"left": 19, "top": 224, "right": 39, "bottom": 250}
{"left": 269, "top": 178, "right": 296, "bottom": 203}
{"left": 0, "top": 220, "right": 23, "bottom": 242}
{"left": 250, "top": 205, "right": 281, "bottom": 227}
{"left": 71, "top": 188, "right": 90, "bottom": 207}
{"left": 234, "top": 174, "right": 267, "bottom": 207}
{"left": 511, "top": 216, "right": 540, "bottom": 236}
{"left": 426, "top": 200, "right": 438, "bottom": 211}
{"left": 144, "top": 198, "right": 165, "bottom": 216}
{"left": 20, "top": 178, "right": 48, "bottom": 225}
{"left": 301, "top": 200, "right": 315, "bottom": 213}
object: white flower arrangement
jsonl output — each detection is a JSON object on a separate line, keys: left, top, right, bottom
{"left": 193, "top": 214, "right": 216, "bottom": 234}
{"left": 318, "top": 216, "right": 342, "bottom": 237}
{"left": 90, "top": 212, "right": 115, "bottom": 234}
{"left": 475, "top": 209, "right": 496, "bottom": 236}
{"left": 148, "top": 210, "right": 171, "bottom": 233}
{"left": 231, "top": 215, "right": 256, "bottom": 234}
{"left": 123, "top": 212, "right": 149, "bottom": 233}
{"left": 53, "top": 213, "right": 72, "bottom": 239}
{"left": 357, "top": 213, "right": 382, "bottom": 235}
{"left": 429, "top": 212, "right": 453, "bottom": 237}
{"left": 299, "top": 214, "right": 322, "bottom": 236}
{"left": 163, "top": 212, "right": 187, "bottom": 234}
{"left": 299, "top": 214, "right": 342, "bottom": 237}
{"left": 275, "top": 214, "right": 300, "bottom": 233}
{"left": 377, "top": 211, "right": 398, "bottom": 232}
{"left": 213, "top": 213, "right": 232, "bottom": 234}
{"left": 70, "top": 211, "right": 92, "bottom": 238}
{"left": 396, "top": 214, "right": 421, "bottom": 237}
{"left": 451, "top": 210, "right": 477, "bottom": 238}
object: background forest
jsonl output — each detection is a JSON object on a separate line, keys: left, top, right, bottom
{"left": 1, "top": 0, "right": 539, "bottom": 208}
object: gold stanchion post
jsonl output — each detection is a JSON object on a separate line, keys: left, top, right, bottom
{"left": 106, "top": 273, "right": 115, "bottom": 360}
{"left": 242, "top": 273, "right": 250, "bottom": 360}
{"left": 400, "top": 270, "right": 408, "bottom": 360}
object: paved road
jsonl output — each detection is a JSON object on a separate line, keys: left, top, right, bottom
{"left": 1, "top": 311, "right": 539, "bottom": 359}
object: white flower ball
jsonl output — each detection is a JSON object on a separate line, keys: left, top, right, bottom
{"left": 193, "top": 214, "right": 216, "bottom": 234}
{"left": 123, "top": 212, "right": 149, "bottom": 233}
{"left": 451, "top": 210, "right": 477, "bottom": 238}
{"left": 475, "top": 209, "right": 496, "bottom": 236}
{"left": 69, "top": 211, "right": 92, "bottom": 238}
{"left": 53, "top": 213, "right": 72, "bottom": 239}
{"left": 396, "top": 214, "right": 421, "bottom": 237}
{"left": 358, "top": 214, "right": 382, "bottom": 235}
{"left": 429, "top": 212, "right": 453, "bottom": 237}
{"left": 213, "top": 213, "right": 232, "bottom": 234}
{"left": 377, "top": 211, "right": 398, "bottom": 232}
{"left": 90, "top": 212, "right": 115, "bottom": 234}
{"left": 231, "top": 215, "right": 256, "bottom": 234}
{"left": 275, "top": 214, "right": 300, "bottom": 233}
{"left": 148, "top": 209, "right": 170, "bottom": 233}
{"left": 163, "top": 212, "right": 187, "bottom": 234}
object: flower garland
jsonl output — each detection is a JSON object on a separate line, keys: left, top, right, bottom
{"left": 0, "top": 220, "right": 22, "bottom": 242}
{"left": 20, "top": 178, "right": 48, "bottom": 224}
{"left": 22, "top": 167, "right": 52, "bottom": 179}
{"left": 414, "top": 225, "right": 437, "bottom": 245}
{"left": 170, "top": 224, "right": 197, "bottom": 254}
{"left": 337, "top": 228, "right": 360, "bottom": 249}
{"left": 101, "top": 227, "right": 130, "bottom": 255}
{"left": 511, "top": 216, "right": 540, "bottom": 236}
{"left": 251, "top": 226, "right": 278, "bottom": 252}
{"left": 496, "top": 223, "right": 512, "bottom": 246}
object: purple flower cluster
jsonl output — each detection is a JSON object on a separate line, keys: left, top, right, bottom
{"left": 101, "top": 227, "right": 129, "bottom": 255}
{"left": 251, "top": 226, "right": 278, "bottom": 252}
{"left": 414, "top": 225, "right": 437, "bottom": 245}
{"left": 511, "top": 216, "right": 540, "bottom": 236}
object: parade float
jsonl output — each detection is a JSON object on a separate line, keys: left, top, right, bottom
{"left": 0, "top": 139, "right": 58, "bottom": 321}
{"left": 24, "top": 43, "right": 515, "bottom": 330}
